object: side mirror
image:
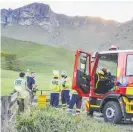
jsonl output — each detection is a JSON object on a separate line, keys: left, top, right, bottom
{"left": 92, "top": 51, "right": 98, "bottom": 58}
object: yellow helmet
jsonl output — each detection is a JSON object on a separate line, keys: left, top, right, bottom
{"left": 53, "top": 70, "right": 59, "bottom": 78}
{"left": 98, "top": 70, "right": 104, "bottom": 75}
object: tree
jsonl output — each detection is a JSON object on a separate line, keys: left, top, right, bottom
{"left": 4, "top": 53, "right": 22, "bottom": 71}
{"left": 4, "top": 54, "right": 17, "bottom": 70}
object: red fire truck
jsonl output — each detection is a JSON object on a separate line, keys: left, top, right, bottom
{"left": 72, "top": 47, "right": 133, "bottom": 124}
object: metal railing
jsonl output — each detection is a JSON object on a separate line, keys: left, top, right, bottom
{"left": 1, "top": 92, "right": 18, "bottom": 124}
{"left": 1, "top": 90, "right": 51, "bottom": 123}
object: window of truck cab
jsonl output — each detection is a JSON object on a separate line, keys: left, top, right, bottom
{"left": 94, "top": 53, "right": 118, "bottom": 94}
{"left": 96, "top": 53, "right": 118, "bottom": 76}
{"left": 126, "top": 54, "right": 133, "bottom": 76}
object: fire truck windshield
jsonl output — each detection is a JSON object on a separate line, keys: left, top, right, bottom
{"left": 97, "top": 53, "right": 118, "bottom": 76}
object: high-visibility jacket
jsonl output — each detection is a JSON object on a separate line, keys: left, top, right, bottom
{"left": 95, "top": 73, "right": 106, "bottom": 89}
{"left": 61, "top": 77, "right": 71, "bottom": 90}
{"left": 14, "top": 78, "right": 29, "bottom": 99}
{"left": 51, "top": 78, "right": 61, "bottom": 93}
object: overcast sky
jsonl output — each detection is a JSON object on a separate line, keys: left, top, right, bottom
{"left": 0, "top": 0, "right": 133, "bottom": 22}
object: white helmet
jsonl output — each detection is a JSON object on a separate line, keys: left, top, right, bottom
{"left": 53, "top": 70, "right": 59, "bottom": 78}
{"left": 61, "top": 71, "right": 67, "bottom": 77}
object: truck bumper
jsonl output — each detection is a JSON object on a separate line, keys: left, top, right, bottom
{"left": 124, "top": 113, "right": 133, "bottom": 123}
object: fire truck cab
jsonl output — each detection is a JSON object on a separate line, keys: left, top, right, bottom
{"left": 72, "top": 48, "right": 133, "bottom": 124}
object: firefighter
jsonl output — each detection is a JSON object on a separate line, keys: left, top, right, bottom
{"left": 14, "top": 72, "right": 31, "bottom": 112}
{"left": 95, "top": 67, "right": 114, "bottom": 94}
{"left": 50, "top": 70, "right": 61, "bottom": 108}
{"left": 66, "top": 90, "right": 82, "bottom": 115}
{"left": 61, "top": 71, "right": 70, "bottom": 109}
{"left": 100, "top": 67, "right": 115, "bottom": 90}
{"left": 95, "top": 68, "right": 107, "bottom": 86}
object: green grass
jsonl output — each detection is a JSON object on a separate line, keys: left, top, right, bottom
{"left": 15, "top": 106, "right": 121, "bottom": 132}
{"left": 1, "top": 36, "right": 74, "bottom": 95}
{"left": 1, "top": 70, "right": 18, "bottom": 95}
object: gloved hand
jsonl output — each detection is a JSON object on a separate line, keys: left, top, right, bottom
{"left": 33, "top": 84, "right": 37, "bottom": 89}
{"left": 62, "top": 84, "right": 65, "bottom": 87}
{"left": 62, "top": 81, "right": 66, "bottom": 87}
{"left": 32, "top": 88, "right": 38, "bottom": 92}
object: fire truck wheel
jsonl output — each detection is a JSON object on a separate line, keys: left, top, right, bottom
{"left": 103, "top": 101, "right": 122, "bottom": 124}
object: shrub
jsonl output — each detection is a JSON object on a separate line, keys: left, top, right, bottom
{"left": 4, "top": 54, "right": 17, "bottom": 70}
{"left": 16, "top": 106, "right": 120, "bottom": 132}
{"left": 1, "top": 51, "right": 10, "bottom": 57}
{"left": 3, "top": 53, "right": 23, "bottom": 71}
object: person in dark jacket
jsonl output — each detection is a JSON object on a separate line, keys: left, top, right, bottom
{"left": 27, "top": 72, "right": 36, "bottom": 104}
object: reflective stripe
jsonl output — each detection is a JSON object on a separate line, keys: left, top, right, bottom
{"left": 96, "top": 73, "right": 100, "bottom": 89}
{"left": 76, "top": 109, "right": 80, "bottom": 113}
{"left": 82, "top": 77, "right": 86, "bottom": 80}
{"left": 126, "top": 87, "right": 133, "bottom": 95}
{"left": 122, "top": 96, "right": 133, "bottom": 113}
{"left": 62, "top": 104, "right": 67, "bottom": 109}
{"left": 62, "top": 104, "right": 67, "bottom": 106}
{"left": 85, "top": 100, "right": 90, "bottom": 110}
{"left": 96, "top": 73, "right": 105, "bottom": 89}
{"left": 90, "top": 105, "right": 100, "bottom": 108}
{"left": 117, "top": 68, "right": 120, "bottom": 77}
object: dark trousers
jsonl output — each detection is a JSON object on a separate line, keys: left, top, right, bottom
{"left": 61, "top": 90, "right": 70, "bottom": 105}
{"left": 69, "top": 94, "right": 82, "bottom": 109}
{"left": 17, "top": 99, "right": 24, "bottom": 113}
{"left": 50, "top": 93, "right": 59, "bottom": 107}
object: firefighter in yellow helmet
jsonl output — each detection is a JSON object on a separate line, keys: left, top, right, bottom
{"left": 95, "top": 67, "right": 111, "bottom": 94}
{"left": 50, "top": 70, "right": 61, "bottom": 107}
{"left": 95, "top": 68, "right": 106, "bottom": 86}
{"left": 61, "top": 71, "right": 71, "bottom": 109}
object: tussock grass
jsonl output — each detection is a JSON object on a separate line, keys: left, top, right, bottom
{"left": 16, "top": 106, "right": 120, "bottom": 132}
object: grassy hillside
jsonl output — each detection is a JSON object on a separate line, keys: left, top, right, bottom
{"left": 1, "top": 36, "right": 74, "bottom": 95}
{"left": 1, "top": 23, "right": 117, "bottom": 52}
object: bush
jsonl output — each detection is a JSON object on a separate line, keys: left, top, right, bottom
{"left": 3, "top": 53, "right": 23, "bottom": 71}
{"left": 1, "top": 51, "right": 10, "bottom": 57}
{"left": 16, "top": 106, "right": 120, "bottom": 132}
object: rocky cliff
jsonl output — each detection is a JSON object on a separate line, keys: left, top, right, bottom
{"left": 99, "top": 19, "right": 133, "bottom": 50}
{"left": 1, "top": 2, "right": 132, "bottom": 51}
